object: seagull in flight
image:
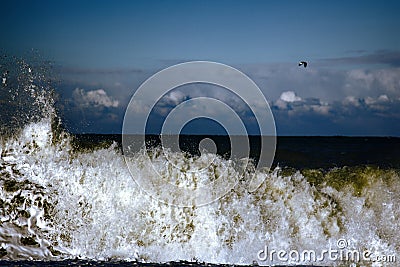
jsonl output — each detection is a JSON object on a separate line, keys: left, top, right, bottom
{"left": 298, "top": 61, "right": 308, "bottom": 68}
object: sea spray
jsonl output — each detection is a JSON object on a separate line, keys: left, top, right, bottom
{"left": 0, "top": 54, "right": 56, "bottom": 137}
{"left": 1, "top": 119, "right": 399, "bottom": 265}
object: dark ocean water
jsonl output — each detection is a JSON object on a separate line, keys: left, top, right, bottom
{"left": 72, "top": 134, "right": 400, "bottom": 169}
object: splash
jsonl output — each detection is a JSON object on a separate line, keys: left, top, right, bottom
{"left": 0, "top": 118, "right": 399, "bottom": 265}
{"left": 0, "top": 54, "right": 57, "bottom": 137}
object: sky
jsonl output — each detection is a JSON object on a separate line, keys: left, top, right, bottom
{"left": 2, "top": 0, "right": 400, "bottom": 135}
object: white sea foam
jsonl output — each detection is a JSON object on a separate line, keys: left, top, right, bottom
{"left": 0, "top": 119, "right": 399, "bottom": 266}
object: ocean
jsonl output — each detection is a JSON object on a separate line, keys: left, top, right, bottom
{"left": 0, "top": 58, "right": 399, "bottom": 266}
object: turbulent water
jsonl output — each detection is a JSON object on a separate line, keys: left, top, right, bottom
{"left": 0, "top": 58, "right": 399, "bottom": 266}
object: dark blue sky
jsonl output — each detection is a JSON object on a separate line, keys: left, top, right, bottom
{"left": 2, "top": 0, "right": 400, "bottom": 135}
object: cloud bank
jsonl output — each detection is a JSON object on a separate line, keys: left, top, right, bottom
{"left": 73, "top": 88, "right": 119, "bottom": 108}
{"left": 57, "top": 51, "right": 400, "bottom": 135}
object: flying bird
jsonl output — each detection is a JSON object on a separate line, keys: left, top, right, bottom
{"left": 298, "top": 61, "right": 308, "bottom": 68}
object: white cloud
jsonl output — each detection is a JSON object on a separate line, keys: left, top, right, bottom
{"left": 243, "top": 62, "right": 400, "bottom": 106}
{"left": 273, "top": 93, "right": 332, "bottom": 116}
{"left": 164, "top": 91, "right": 187, "bottom": 105}
{"left": 275, "top": 99, "right": 288, "bottom": 110}
{"left": 346, "top": 68, "right": 400, "bottom": 94}
{"left": 364, "top": 96, "right": 375, "bottom": 105}
{"left": 375, "top": 69, "right": 400, "bottom": 93}
{"left": 378, "top": 94, "right": 389, "bottom": 102}
{"left": 362, "top": 94, "right": 390, "bottom": 106}
{"left": 280, "top": 91, "right": 302, "bottom": 102}
{"left": 343, "top": 96, "right": 361, "bottom": 107}
{"left": 311, "top": 104, "right": 330, "bottom": 115}
{"left": 73, "top": 88, "right": 119, "bottom": 108}
{"left": 347, "top": 69, "right": 375, "bottom": 86}
{"left": 361, "top": 94, "right": 391, "bottom": 112}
